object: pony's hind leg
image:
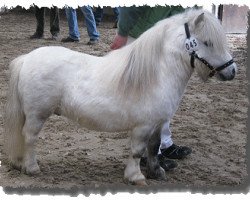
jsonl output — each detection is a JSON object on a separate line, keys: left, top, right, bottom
{"left": 146, "top": 124, "right": 166, "bottom": 180}
{"left": 124, "top": 125, "right": 152, "bottom": 186}
{"left": 21, "top": 114, "right": 46, "bottom": 175}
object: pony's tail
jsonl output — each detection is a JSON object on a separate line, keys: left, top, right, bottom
{"left": 4, "top": 55, "right": 26, "bottom": 164}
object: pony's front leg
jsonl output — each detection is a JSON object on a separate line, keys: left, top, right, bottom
{"left": 124, "top": 125, "right": 152, "bottom": 186}
{"left": 146, "top": 124, "right": 166, "bottom": 180}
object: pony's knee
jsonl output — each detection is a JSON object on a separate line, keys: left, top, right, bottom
{"left": 131, "top": 125, "right": 153, "bottom": 156}
{"left": 131, "top": 148, "right": 146, "bottom": 158}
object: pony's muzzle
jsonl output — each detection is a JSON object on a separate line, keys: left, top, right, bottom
{"left": 217, "top": 63, "right": 237, "bottom": 81}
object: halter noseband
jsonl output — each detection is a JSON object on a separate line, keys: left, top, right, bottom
{"left": 184, "top": 23, "right": 234, "bottom": 77}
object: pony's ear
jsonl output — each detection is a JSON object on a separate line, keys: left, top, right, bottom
{"left": 194, "top": 13, "right": 205, "bottom": 28}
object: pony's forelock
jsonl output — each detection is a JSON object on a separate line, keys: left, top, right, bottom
{"left": 188, "top": 9, "right": 228, "bottom": 53}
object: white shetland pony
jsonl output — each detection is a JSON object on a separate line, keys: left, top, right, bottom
{"left": 5, "top": 9, "right": 236, "bottom": 185}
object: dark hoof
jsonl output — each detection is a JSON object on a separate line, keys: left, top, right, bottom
{"left": 141, "top": 155, "right": 178, "bottom": 171}
{"left": 146, "top": 166, "right": 166, "bottom": 180}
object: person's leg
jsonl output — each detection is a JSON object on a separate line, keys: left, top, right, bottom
{"left": 80, "top": 6, "right": 100, "bottom": 44}
{"left": 30, "top": 6, "right": 45, "bottom": 38}
{"left": 94, "top": 6, "right": 103, "bottom": 26}
{"left": 160, "top": 121, "right": 173, "bottom": 149}
{"left": 62, "top": 7, "right": 80, "bottom": 42}
{"left": 112, "top": 7, "right": 119, "bottom": 28}
{"left": 160, "top": 121, "right": 192, "bottom": 159}
{"left": 50, "top": 6, "right": 60, "bottom": 37}
{"left": 112, "top": 7, "right": 119, "bottom": 21}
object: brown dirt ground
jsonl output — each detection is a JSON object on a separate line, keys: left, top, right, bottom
{"left": 0, "top": 10, "right": 248, "bottom": 193}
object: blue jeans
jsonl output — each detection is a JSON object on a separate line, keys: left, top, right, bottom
{"left": 65, "top": 6, "right": 99, "bottom": 40}
{"left": 113, "top": 7, "right": 120, "bottom": 20}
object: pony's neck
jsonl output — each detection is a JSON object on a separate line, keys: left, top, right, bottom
{"left": 161, "top": 54, "right": 194, "bottom": 99}
{"left": 104, "top": 17, "right": 194, "bottom": 99}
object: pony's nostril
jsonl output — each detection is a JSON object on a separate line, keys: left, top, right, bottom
{"left": 232, "top": 68, "right": 235, "bottom": 76}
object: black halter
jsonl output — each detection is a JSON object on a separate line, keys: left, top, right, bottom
{"left": 184, "top": 23, "right": 234, "bottom": 77}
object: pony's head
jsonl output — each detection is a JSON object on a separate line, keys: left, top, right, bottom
{"left": 185, "top": 10, "right": 237, "bottom": 81}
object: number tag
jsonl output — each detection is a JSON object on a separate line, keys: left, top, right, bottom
{"left": 185, "top": 37, "right": 199, "bottom": 53}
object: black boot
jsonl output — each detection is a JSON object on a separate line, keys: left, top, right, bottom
{"left": 161, "top": 144, "right": 192, "bottom": 159}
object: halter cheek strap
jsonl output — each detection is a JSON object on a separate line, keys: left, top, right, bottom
{"left": 184, "top": 23, "right": 234, "bottom": 77}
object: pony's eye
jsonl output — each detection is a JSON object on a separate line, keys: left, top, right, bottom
{"left": 204, "top": 41, "right": 208, "bottom": 46}
{"left": 204, "top": 41, "right": 213, "bottom": 47}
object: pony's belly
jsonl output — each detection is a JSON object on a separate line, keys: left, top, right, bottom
{"left": 79, "top": 119, "right": 131, "bottom": 132}
{"left": 61, "top": 106, "right": 134, "bottom": 132}
{"left": 76, "top": 116, "right": 133, "bottom": 132}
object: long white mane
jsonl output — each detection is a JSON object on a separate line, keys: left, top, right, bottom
{"left": 103, "top": 9, "right": 228, "bottom": 98}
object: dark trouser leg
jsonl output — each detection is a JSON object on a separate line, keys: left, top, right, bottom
{"left": 112, "top": 7, "right": 119, "bottom": 28}
{"left": 50, "top": 6, "right": 60, "bottom": 36}
{"left": 34, "top": 6, "right": 45, "bottom": 36}
{"left": 94, "top": 6, "right": 103, "bottom": 24}
{"left": 112, "top": 7, "right": 119, "bottom": 21}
